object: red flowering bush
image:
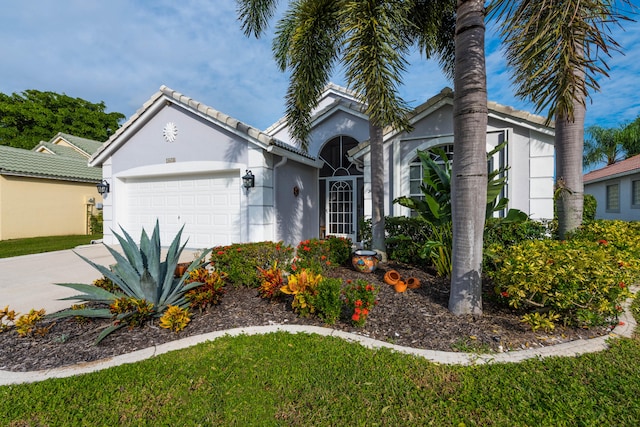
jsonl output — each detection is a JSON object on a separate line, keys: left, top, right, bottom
{"left": 343, "top": 279, "right": 379, "bottom": 327}
{"left": 291, "top": 236, "right": 352, "bottom": 274}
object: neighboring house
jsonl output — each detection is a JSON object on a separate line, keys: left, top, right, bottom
{"left": 584, "top": 154, "right": 640, "bottom": 221}
{"left": 0, "top": 133, "right": 103, "bottom": 240}
{"left": 90, "top": 85, "right": 555, "bottom": 249}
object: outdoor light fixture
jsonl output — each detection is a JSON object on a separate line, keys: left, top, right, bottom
{"left": 96, "top": 179, "right": 110, "bottom": 195}
{"left": 242, "top": 170, "right": 255, "bottom": 189}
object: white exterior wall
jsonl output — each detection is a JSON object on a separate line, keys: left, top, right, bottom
{"left": 585, "top": 172, "right": 640, "bottom": 221}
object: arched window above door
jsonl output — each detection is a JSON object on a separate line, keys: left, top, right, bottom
{"left": 319, "top": 136, "right": 362, "bottom": 177}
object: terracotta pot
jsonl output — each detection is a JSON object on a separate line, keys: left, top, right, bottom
{"left": 394, "top": 280, "right": 407, "bottom": 293}
{"left": 406, "top": 277, "right": 421, "bottom": 289}
{"left": 351, "top": 250, "right": 379, "bottom": 273}
{"left": 384, "top": 270, "right": 401, "bottom": 286}
{"left": 174, "top": 262, "right": 190, "bottom": 277}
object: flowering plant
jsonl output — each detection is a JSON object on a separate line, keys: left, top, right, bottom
{"left": 343, "top": 279, "right": 379, "bottom": 327}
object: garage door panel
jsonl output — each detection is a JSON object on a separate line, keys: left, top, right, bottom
{"left": 124, "top": 172, "right": 241, "bottom": 248}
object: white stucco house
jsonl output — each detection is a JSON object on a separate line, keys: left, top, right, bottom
{"left": 89, "top": 84, "right": 555, "bottom": 249}
{"left": 584, "top": 154, "right": 640, "bottom": 220}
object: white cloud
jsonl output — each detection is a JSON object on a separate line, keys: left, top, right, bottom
{"left": 0, "top": 2, "right": 638, "bottom": 131}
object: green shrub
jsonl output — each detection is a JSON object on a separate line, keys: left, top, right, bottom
{"left": 361, "top": 216, "right": 432, "bottom": 266}
{"left": 483, "top": 218, "right": 549, "bottom": 272}
{"left": 325, "top": 235, "right": 353, "bottom": 266}
{"left": 490, "top": 238, "right": 638, "bottom": 328}
{"left": 484, "top": 217, "right": 549, "bottom": 249}
{"left": 312, "top": 277, "right": 343, "bottom": 325}
{"left": 90, "top": 212, "right": 103, "bottom": 234}
{"left": 569, "top": 220, "right": 640, "bottom": 257}
{"left": 292, "top": 237, "right": 351, "bottom": 273}
{"left": 583, "top": 194, "right": 597, "bottom": 221}
{"left": 210, "top": 242, "right": 293, "bottom": 287}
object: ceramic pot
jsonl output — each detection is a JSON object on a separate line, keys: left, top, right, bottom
{"left": 174, "top": 262, "right": 190, "bottom": 277}
{"left": 394, "top": 280, "right": 407, "bottom": 293}
{"left": 351, "top": 250, "right": 379, "bottom": 273}
{"left": 384, "top": 270, "right": 401, "bottom": 286}
{"left": 406, "top": 277, "right": 421, "bottom": 289}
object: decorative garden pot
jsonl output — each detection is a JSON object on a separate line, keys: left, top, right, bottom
{"left": 384, "top": 270, "right": 401, "bottom": 286}
{"left": 351, "top": 250, "right": 379, "bottom": 273}
{"left": 394, "top": 280, "right": 407, "bottom": 293}
{"left": 406, "top": 277, "right": 421, "bottom": 289}
{"left": 174, "top": 262, "right": 190, "bottom": 277}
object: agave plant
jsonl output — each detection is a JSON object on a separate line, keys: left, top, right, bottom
{"left": 49, "top": 221, "right": 210, "bottom": 343}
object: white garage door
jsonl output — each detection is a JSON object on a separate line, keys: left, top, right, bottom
{"left": 123, "top": 172, "right": 241, "bottom": 249}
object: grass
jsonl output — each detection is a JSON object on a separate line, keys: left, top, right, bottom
{"left": 2, "top": 319, "right": 640, "bottom": 425}
{"left": 2, "top": 229, "right": 639, "bottom": 425}
{"left": 0, "top": 234, "right": 102, "bottom": 258}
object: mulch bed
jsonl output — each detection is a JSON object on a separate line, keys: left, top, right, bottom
{"left": 0, "top": 262, "right": 613, "bottom": 372}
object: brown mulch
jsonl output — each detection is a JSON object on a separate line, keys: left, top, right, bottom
{"left": 0, "top": 262, "right": 613, "bottom": 372}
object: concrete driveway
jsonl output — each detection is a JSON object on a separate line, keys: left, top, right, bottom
{"left": 0, "top": 243, "right": 197, "bottom": 316}
{"left": 0, "top": 244, "right": 119, "bottom": 315}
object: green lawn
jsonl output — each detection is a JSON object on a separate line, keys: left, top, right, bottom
{"left": 0, "top": 234, "right": 102, "bottom": 258}
{"left": 2, "top": 328, "right": 640, "bottom": 425}
{"left": 2, "top": 231, "right": 639, "bottom": 425}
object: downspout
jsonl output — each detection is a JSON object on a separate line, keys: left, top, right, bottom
{"left": 272, "top": 156, "right": 288, "bottom": 241}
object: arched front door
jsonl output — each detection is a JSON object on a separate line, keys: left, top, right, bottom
{"left": 319, "top": 136, "right": 363, "bottom": 242}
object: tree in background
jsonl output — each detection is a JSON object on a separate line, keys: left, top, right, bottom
{"left": 489, "top": 0, "right": 635, "bottom": 239}
{"left": 237, "top": 0, "right": 455, "bottom": 262}
{"left": 584, "top": 125, "right": 627, "bottom": 167}
{"left": 0, "top": 90, "right": 125, "bottom": 149}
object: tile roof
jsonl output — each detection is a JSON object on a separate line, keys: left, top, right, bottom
{"left": 0, "top": 145, "right": 101, "bottom": 182}
{"left": 33, "top": 141, "right": 88, "bottom": 160}
{"left": 584, "top": 154, "right": 640, "bottom": 184}
{"left": 54, "top": 133, "right": 103, "bottom": 156}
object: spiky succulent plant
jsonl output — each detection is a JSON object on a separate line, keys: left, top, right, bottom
{"left": 50, "top": 221, "right": 210, "bottom": 343}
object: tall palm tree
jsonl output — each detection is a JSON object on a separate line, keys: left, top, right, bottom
{"left": 237, "top": 0, "right": 455, "bottom": 261}
{"left": 489, "top": 0, "right": 634, "bottom": 238}
{"left": 448, "top": 0, "right": 488, "bottom": 316}
{"left": 239, "top": 0, "right": 489, "bottom": 316}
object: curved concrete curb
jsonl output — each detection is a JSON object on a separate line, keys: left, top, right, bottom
{"left": 1, "top": 296, "right": 636, "bottom": 386}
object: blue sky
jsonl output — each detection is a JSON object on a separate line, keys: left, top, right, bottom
{"left": 1, "top": 1, "right": 638, "bottom": 132}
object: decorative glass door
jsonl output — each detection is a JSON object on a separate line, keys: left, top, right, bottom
{"left": 326, "top": 177, "right": 357, "bottom": 241}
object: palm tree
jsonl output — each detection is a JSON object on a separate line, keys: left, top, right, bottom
{"left": 237, "top": 0, "right": 455, "bottom": 261}
{"left": 239, "top": 0, "right": 490, "bottom": 316}
{"left": 489, "top": 0, "right": 634, "bottom": 238}
{"left": 584, "top": 125, "right": 625, "bottom": 167}
{"left": 448, "top": 0, "right": 488, "bottom": 316}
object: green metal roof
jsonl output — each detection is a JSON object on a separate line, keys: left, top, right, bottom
{"left": 0, "top": 145, "right": 101, "bottom": 182}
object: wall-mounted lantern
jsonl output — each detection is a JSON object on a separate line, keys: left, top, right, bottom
{"left": 242, "top": 170, "right": 255, "bottom": 189}
{"left": 96, "top": 180, "right": 110, "bottom": 195}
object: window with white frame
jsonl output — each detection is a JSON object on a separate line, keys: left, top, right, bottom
{"left": 408, "top": 144, "right": 454, "bottom": 200}
{"left": 632, "top": 180, "right": 640, "bottom": 208}
{"left": 606, "top": 183, "right": 620, "bottom": 212}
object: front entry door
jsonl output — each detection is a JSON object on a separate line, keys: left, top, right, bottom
{"left": 326, "top": 177, "right": 357, "bottom": 241}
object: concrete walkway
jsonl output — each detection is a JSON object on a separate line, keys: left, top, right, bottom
{"left": 0, "top": 246, "right": 637, "bottom": 386}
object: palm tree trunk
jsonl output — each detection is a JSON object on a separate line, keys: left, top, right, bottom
{"left": 555, "top": 42, "right": 586, "bottom": 239}
{"left": 555, "top": 104, "right": 585, "bottom": 239}
{"left": 449, "top": 0, "right": 487, "bottom": 316}
{"left": 369, "top": 122, "right": 387, "bottom": 261}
